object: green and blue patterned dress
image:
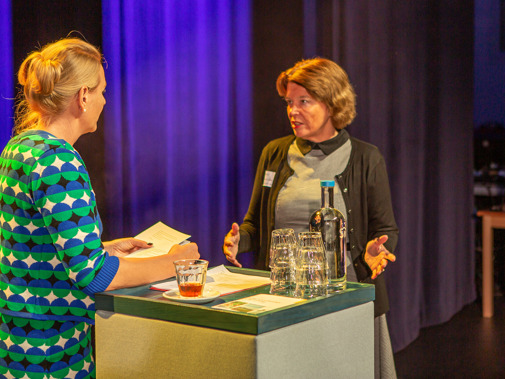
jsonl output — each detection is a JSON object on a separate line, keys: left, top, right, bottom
{"left": 0, "top": 130, "right": 120, "bottom": 378}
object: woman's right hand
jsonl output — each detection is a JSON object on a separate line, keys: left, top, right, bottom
{"left": 168, "top": 242, "right": 200, "bottom": 261}
{"left": 107, "top": 242, "right": 200, "bottom": 291}
{"left": 223, "top": 222, "right": 242, "bottom": 267}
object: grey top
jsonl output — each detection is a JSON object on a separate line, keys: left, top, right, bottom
{"left": 275, "top": 139, "right": 351, "bottom": 234}
{"left": 275, "top": 137, "right": 354, "bottom": 277}
{"left": 237, "top": 130, "right": 398, "bottom": 316}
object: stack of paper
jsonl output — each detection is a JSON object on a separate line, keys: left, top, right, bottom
{"left": 151, "top": 265, "right": 271, "bottom": 295}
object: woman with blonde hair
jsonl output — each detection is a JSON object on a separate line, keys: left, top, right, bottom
{"left": 0, "top": 37, "right": 199, "bottom": 378}
{"left": 223, "top": 58, "right": 398, "bottom": 378}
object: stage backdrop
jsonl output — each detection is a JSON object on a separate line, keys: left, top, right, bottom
{"left": 302, "top": 0, "right": 476, "bottom": 351}
{"left": 101, "top": 0, "right": 253, "bottom": 266}
{"left": 1, "top": 0, "right": 477, "bottom": 354}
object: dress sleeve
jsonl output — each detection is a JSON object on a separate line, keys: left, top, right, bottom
{"left": 30, "top": 147, "right": 118, "bottom": 295}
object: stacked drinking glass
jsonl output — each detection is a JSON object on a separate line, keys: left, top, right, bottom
{"left": 269, "top": 229, "right": 334, "bottom": 299}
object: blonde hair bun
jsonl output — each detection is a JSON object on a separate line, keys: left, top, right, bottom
{"left": 14, "top": 37, "right": 102, "bottom": 135}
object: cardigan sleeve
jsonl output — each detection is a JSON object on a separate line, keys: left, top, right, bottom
{"left": 366, "top": 153, "right": 399, "bottom": 253}
{"left": 352, "top": 149, "right": 399, "bottom": 282}
{"left": 238, "top": 145, "right": 270, "bottom": 254}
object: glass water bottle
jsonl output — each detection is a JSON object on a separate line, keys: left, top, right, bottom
{"left": 309, "top": 180, "right": 347, "bottom": 292}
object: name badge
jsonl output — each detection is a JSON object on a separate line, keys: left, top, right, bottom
{"left": 263, "top": 170, "right": 275, "bottom": 187}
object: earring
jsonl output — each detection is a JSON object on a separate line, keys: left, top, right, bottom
{"left": 83, "top": 108, "right": 87, "bottom": 112}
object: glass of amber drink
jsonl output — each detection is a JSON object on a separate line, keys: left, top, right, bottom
{"left": 174, "top": 259, "right": 209, "bottom": 297}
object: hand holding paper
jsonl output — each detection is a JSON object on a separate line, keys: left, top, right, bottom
{"left": 103, "top": 238, "right": 152, "bottom": 257}
{"left": 125, "top": 221, "right": 191, "bottom": 259}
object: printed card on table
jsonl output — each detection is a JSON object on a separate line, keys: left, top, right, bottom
{"left": 212, "top": 294, "right": 306, "bottom": 315}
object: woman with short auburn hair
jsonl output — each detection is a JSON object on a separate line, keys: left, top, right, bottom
{"left": 223, "top": 57, "right": 398, "bottom": 378}
{"left": 276, "top": 57, "right": 357, "bottom": 130}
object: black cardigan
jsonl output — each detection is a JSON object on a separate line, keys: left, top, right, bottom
{"left": 237, "top": 130, "right": 399, "bottom": 317}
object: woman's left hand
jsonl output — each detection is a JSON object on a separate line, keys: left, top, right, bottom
{"left": 103, "top": 238, "right": 152, "bottom": 257}
{"left": 364, "top": 235, "right": 396, "bottom": 279}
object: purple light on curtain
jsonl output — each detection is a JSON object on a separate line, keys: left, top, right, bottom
{"left": 101, "top": 1, "right": 252, "bottom": 265}
{"left": 0, "top": 0, "right": 14, "bottom": 147}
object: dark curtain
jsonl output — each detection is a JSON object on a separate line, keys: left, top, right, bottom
{"left": 251, "top": 1, "right": 305, "bottom": 165}
{"left": 100, "top": 0, "right": 253, "bottom": 266}
{"left": 304, "top": 0, "right": 476, "bottom": 351}
{"left": 8, "top": 0, "right": 106, "bottom": 225}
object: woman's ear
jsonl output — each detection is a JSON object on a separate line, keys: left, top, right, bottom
{"left": 78, "top": 86, "right": 89, "bottom": 112}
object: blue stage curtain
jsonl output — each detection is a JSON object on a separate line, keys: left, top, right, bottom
{"left": 101, "top": 1, "right": 253, "bottom": 265}
{"left": 0, "top": 0, "right": 13, "bottom": 147}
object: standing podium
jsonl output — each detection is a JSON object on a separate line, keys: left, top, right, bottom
{"left": 95, "top": 267, "right": 375, "bottom": 378}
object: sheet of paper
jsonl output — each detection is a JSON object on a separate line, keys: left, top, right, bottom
{"left": 150, "top": 265, "right": 271, "bottom": 294}
{"left": 125, "top": 221, "right": 191, "bottom": 258}
{"left": 212, "top": 294, "right": 306, "bottom": 314}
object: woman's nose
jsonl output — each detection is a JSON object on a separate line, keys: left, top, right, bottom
{"left": 289, "top": 105, "right": 299, "bottom": 116}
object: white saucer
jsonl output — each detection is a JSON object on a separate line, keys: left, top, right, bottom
{"left": 162, "top": 289, "right": 221, "bottom": 304}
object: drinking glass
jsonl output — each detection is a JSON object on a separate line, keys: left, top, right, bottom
{"left": 294, "top": 232, "right": 328, "bottom": 298}
{"left": 174, "top": 259, "right": 209, "bottom": 297}
{"left": 269, "top": 228, "right": 297, "bottom": 295}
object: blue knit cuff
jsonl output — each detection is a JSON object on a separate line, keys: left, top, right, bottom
{"left": 83, "top": 255, "right": 120, "bottom": 296}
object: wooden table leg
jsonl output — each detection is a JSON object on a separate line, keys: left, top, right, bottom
{"left": 477, "top": 211, "right": 505, "bottom": 318}
{"left": 481, "top": 215, "right": 494, "bottom": 318}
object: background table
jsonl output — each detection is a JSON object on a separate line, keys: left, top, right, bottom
{"left": 477, "top": 210, "right": 505, "bottom": 317}
{"left": 95, "top": 267, "right": 375, "bottom": 378}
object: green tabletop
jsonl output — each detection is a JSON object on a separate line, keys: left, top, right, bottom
{"left": 95, "top": 266, "right": 375, "bottom": 335}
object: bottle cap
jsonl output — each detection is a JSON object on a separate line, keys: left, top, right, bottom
{"left": 320, "top": 180, "right": 335, "bottom": 187}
